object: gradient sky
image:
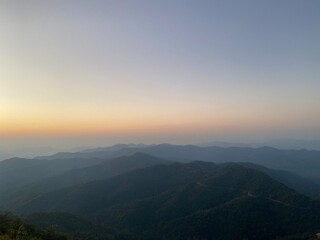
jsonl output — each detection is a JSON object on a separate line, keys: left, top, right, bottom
{"left": 0, "top": 0, "right": 320, "bottom": 150}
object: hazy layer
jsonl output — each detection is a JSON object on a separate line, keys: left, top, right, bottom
{"left": 0, "top": 0, "right": 319, "bottom": 148}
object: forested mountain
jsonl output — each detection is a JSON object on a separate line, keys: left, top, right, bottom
{"left": 1, "top": 151, "right": 320, "bottom": 213}
{"left": 1, "top": 146, "right": 320, "bottom": 239}
{"left": 26, "top": 153, "right": 169, "bottom": 193}
{"left": 0, "top": 156, "right": 105, "bottom": 210}
{"left": 0, "top": 213, "right": 67, "bottom": 240}
{"left": 16, "top": 161, "right": 320, "bottom": 240}
{"left": 25, "top": 212, "right": 143, "bottom": 240}
{"left": 231, "top": 162, "right": 320, "bottom": 198}
{"left": 37, "top": 144, "right": 320, "bottom": 178}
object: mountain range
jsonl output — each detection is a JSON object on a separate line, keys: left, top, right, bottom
{"left": 36, "top": 144, "right": 320, "bottom": 178}
{"left": 18, "top": 161, "right": 320, "bottom": 240}
{"left": 1, "top": 144, "right": 320, "bottom": 239}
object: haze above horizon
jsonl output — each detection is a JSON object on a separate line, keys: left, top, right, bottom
{"left": 1, "top": 0, "right": 319, "bottom": 148}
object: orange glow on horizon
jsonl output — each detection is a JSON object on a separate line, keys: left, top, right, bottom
{"left": 0, "top": 114, "right": 293, "bottom": 137}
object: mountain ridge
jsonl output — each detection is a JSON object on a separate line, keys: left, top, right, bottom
{"left": 34, "top": 144, "right": 320, "bottom": 178}
{"left": 16, "top": 161, "right": 320, "bottom": 240}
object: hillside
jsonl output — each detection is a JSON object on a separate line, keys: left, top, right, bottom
{"left": 0, "top": 212, "right": 68, "bottom": 240}
{"left": 0, "top": 157, "right": 103, "bottom": 192}
{"left": 228, "top": 162, "right": 320, "bottom": 198}
{"left": 26, "top": 153, "right": 168, "bottom": 192}
{"left": 17, "top": 161, "right": 320, "bottom": 240}
{"left": 0, "top": 153, "right": 169, "bottom": 210}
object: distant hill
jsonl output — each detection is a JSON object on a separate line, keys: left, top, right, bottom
{"left": 21, "top": 156, "right": 320, "bottom": 198}
{"left": 199, "top": 139, "right": 320, "bottom": 151}
{"left": 0, "top": 157, "right": 105, "bottom": 209}
{"left": 0, "top": 153, "right": 168, "bottom": 210}
{"left": 81, "top": 144, "right": 148, "bottom": 153}
{"left": 262, "top": 139, "right": 320, "bottom": 151}
{"left": 23, "top": 153, "right": 169, "bottom": 193}
{"left": 37, "top": 144, "right": 320, "bottom": 178}
{"left": 2, "top": 146, "right": 320, "bottom": 212}
{"left": 17, "top": 161, "right": 320, "bottom": 240}
{"left": 34, "top": 144, "right": 149, "bottom": 160}
{"left": 0, "top": 157, "right": 103, "bottom": 192}
{"left": 232, "top": 162, "right": 320, "bottom": 198}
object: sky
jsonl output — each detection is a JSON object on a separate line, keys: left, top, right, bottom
{"left": 0, "top": 0, "right": 320, "bottom": 154}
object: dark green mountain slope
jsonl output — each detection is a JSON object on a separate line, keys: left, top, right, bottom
{"left": 17, "top": 161, "right": 320, "bottom": 240}
{"left": 25, "top": 212, "right": 142, "bottom": 240}
{"left": 161, "top": 196, "right": 320, "bottom": 240}
{"left": 0, "top": 157, "right": 106, "bottom": 210}
{"left": 18, "top": 162, "right": 206, "bottom": 214}
{"left": 226, "top": 162, "right": 320, "bottom": 198}
{"left": 0, "top": 212, "right": 68, "bottom": 240}
{"left": 25, "top": 153, "right": 169, "bottom": 193}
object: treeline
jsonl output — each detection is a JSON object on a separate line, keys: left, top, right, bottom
{"left": 0, "top": 213, "right": 69, "bottom": 240}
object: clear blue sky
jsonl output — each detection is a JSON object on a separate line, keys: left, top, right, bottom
{"left": 0, "top": 0, "right": 319, "bottom": 150}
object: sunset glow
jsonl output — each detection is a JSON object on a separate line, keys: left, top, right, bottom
{"left": 0, "top": 0, "right": 319, "bottom": 150}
